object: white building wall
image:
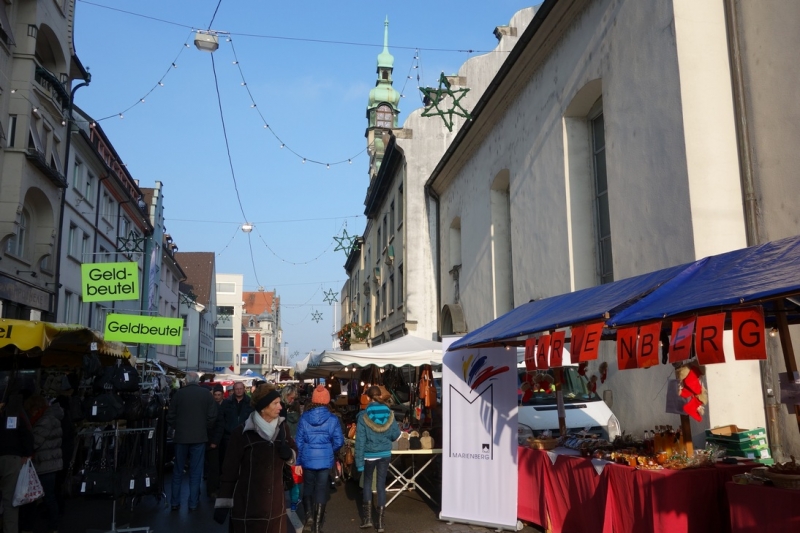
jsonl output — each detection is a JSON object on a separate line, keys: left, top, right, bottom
{"left": 435, "top": 0, "right": 766, "bottom": 439}
{"left": 216, "top": 273, "right": 243, "bottom": 374}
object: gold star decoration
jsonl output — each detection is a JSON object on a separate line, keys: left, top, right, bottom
{"left": 116, "top": 230, "right": 147, "bottom": 253}
{"left": 420, "top": 72, "right": 472, "bottom": 132}
{"left": 333, "top": 228, "right": 359, "bottom": 256}
{"left": 323, "top": 288, "right": 338, "bottom": 305}
{"left": 311, "top": 310, "right": 323, "bottom": 323}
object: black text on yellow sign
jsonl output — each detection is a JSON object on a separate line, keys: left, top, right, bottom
{"left": 81, "top": 262, "right": 139, "bottom": 302}
{"left": 104, "top": 314, "right": 184, "bottom": 345}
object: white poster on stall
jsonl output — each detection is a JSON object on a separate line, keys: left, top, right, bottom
{"left": 441, "top": 346, "right": 518, "bottom": 530}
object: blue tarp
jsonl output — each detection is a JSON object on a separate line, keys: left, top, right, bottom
{"left": 449, "top": 263, "right": 691, "bottom": 350}
{"left": 609, "top": 234, "right": 800, "bottom": 326}
{"left": 449, "top": 234, "right": 800, "bottom": 351}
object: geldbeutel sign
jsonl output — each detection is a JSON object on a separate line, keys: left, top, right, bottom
{"left": 104, "top": 314, "right": 184, "bottom": 345}
{"left": 81, "top": 262, "right": 139, "bottom": 303}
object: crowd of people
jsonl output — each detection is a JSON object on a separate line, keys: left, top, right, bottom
{"left": 169, "top": 374, "right": 401, "bottom": 533}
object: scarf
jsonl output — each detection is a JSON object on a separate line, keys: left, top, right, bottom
{"left": 252, "top": 411, "right": 279, "bottom": 442}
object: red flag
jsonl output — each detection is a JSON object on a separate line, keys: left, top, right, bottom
{"left": 669, "top": 317, "right": 696, "bottom": 363}
{"left": 536, "top": 335, "right": 551, "bottom": 370}
{"left": 637, "top": 322, "right": 662, "bottom": 368}
{"left": 524, "top": 338, "right": 537, "bottom": 371}
{"left": 732, "top": 307, "right": 767, "bottom": 360}
{"left": 549, "top": 331, "right": 566, "bottom": 367}
{"left": 616, "top": 327, "right": 639, "bottom": 370}
{"left": 570, "top": 325, "right": 586, "bottom": 361}
{"left": 578, "top": 322, "right": 604, "bottom": 361}
{"left": 695, "top": 313, "right": 726, "bottom": 364}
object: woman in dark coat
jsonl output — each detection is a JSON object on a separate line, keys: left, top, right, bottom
{"left": 215, "top": 385, "right": 295, "bottom": 533}
{"left": 295, "top": 385, "right": 343, "bottom": 533}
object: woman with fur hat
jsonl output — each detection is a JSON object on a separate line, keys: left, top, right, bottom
{"left": 355, "top": 386, "right": 400, "bottom": 532}
{"left": 294, "top": 385, "right": 343, "bottom": 533}
{"left": 215, "top": 385, "right": 295, "bottom": 533}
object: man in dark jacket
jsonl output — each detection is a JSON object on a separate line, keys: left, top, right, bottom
{"left": 167, "top": 372, "right": 218, "bottom": 511}
{"left": 0, "top": 392, "right": 34, "bottom": 533}
{"left": 219, "top": 381, "right": 253, "bottom": 464}
{"left": 206, "top": 385, "right": 225, "bottom": 498}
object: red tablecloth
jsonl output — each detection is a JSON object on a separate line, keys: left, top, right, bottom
{"left": 518, "top": 447, "right": 755, "bottom": 533}
{"left": 726, "top": 481, "right": 800, "bottom": 533}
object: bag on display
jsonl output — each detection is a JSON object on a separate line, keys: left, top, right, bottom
{"left": 85, "top": 393, "right": 124, "bottom": 422}
{"left": 82, "top": 353, "right": 103, "bottom": 377}
{"left": 122, "top": 395, "right": 144, "bottom": 422}
{"left": 397, "top": 431, "right": 410, "bottom": 451}
{"left": 409, "top": 430, "right": 422, "bottom": 450}
{"left": 420, "top": 431, "right": 434, "bottom": 450}
{"left": 112, "top": 366, "right": 140, "bottom": 392}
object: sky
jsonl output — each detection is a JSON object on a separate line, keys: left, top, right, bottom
{"left": 73, "top": 0, "right": 536, "bottom": 362}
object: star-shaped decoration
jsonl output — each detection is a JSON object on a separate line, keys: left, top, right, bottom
{"left": 323, "top": 288, "right": 338, "bottom": 305}
{"left": 311, "top": 310, "right": 323, "bottom": 323}
{"left": 333, "top": 228, "right": 360, "bottom": 256}
{"left": 217, "top": 308, "right": 233, "bottom": 323}
{"left": 179, "top": 290, "right": 198, "bottom": 306}
{"left": 292, "top": 350, "right": 300, "bottom": 358}
{"left": 116, "top": 230, "right": 147, "bottom": 253}
{"left": 420, "top": 73, "right": 471, "bottom": 132}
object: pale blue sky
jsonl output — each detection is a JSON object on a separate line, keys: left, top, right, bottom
{"left": 73, "top": 0, "right": 535, "bottom": 360}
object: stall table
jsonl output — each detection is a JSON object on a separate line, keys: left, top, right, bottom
{"left": 518, "top": 446, "right": 755, "bottom": 533}
{"left": 386, "top": 449, "right": 442, "bottom": 507}
{"left": 726, "top": 481, "right": 800, "bottom": 533}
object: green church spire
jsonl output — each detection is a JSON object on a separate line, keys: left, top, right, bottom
{"left": 377, "top": 17, "right": 394, "bottom": 70}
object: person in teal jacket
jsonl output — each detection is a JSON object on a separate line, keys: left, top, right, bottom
{"left": 354, "top": 386, "right": 400, "bottom": 532}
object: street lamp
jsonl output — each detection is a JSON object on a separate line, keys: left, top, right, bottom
{"left": 194, "top": 30, "right": 220, "bottom": 52}
{"left": 241, "top": 222, "right": 254, "bottom": 233}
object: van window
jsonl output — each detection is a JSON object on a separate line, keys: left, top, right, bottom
{"left": 518, "top": 367, "right": 600, "bottom": 406}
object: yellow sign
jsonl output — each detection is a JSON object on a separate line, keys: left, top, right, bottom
{"left": 81, "top": 262, "right": 139, "bottom": 302}
{"left": 104, "top": 314, "right": 184, "bottom": 345}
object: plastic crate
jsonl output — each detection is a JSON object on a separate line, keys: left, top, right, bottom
{"left": 718, "top": 443, "right": 772, "bottom": 461}
{"left": 707, "top": 436, "right": 769, "bottom": 453}
{"left": 704, "top": 425, "right": 767, "bottom": 446}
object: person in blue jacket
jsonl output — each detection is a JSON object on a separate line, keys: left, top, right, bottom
{"left": 295, "top": 385, "right": 343, "bottom": 533}
{"left": 355, "top": 386, "right": 400, "bottom": 533}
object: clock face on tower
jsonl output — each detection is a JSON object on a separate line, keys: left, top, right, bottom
{"left": 376, "top": 105, "right": 393, "bottom": 128}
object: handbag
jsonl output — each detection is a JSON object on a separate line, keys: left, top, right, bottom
{"left": 85, "top": 392, "right": 124, "bottom": 422}
{"left": 282, "top": 463, "right": 295, "bottom": 491}
{"left": 13, "top": 459, "right": 44, "bottom": 506}
{"left": 81, "top": 437, "right": 115, "bottom": 497}
{"left": 397, "top": 431, "right": 410, "bottom": 451}
{"left": 347, "top": 423, "right": 357, "bottom": 440}
{"left": 112, "top": 365, "right": 140, "bottom": 392}
{"left": 122, "top": 395, "right": 145, "bottom": 422}
{"left": 409, "top": 430, "right": 422, "bottom": 450}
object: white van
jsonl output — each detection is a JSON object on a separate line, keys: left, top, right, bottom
{"left": 517, "top": 364, "right": 621, "bottom": 442}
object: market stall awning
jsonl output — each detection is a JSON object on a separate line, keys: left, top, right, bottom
{"left": 609, "top": 234, "right": 800, "bottom": 326}
{"left": 0, "top": 318, "right": 129, "bottom": 358}
{"left": 449, "top": 263, "right": 691, "bottom": 350}
{"left": 299, "top": 335, "right": 443, "bottom": 379}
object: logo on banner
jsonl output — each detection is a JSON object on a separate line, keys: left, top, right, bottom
{"left": 448, "top": 353, "right": 511, "bottom": 460}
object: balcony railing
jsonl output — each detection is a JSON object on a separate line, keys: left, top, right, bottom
{"left": 34, "top": 66, "right": 69, "bottom": 111}
{"left": 25, "top": 148, "right": 67, "bottom": 187}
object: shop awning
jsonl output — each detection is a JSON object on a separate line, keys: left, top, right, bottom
{"left": 609, "top": 234, "right": 800, "bottom": 326}
{"left": 449, "top": 263, "right": 691, "bottom": 350}
{"left": 299, "top": 335, "right": 443, "bottom": 379}
{"left": 0, "top": 318, "right": 129, "bottom": 358}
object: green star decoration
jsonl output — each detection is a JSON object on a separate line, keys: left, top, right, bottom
{"left": 217, "top": 308, "right": 232, "bottom": 323}
{"left": 323, "top": 288, "right": 338, "bottom": 305}
{"left": 311, "top": 310, "right": 323, "bottom": 323}
{"left": 333, "top": 228, "right": 359, "bottom": 256}
{"left": 179, "top": 291, "right": 198, "bottom": 306}
{"left": 420, "top": 73, "right": 471, "bottom": 132}
{"left": 116, "top": 230, "right": 147, "bottom": 253}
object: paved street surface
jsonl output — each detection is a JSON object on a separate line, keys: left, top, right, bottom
{"left": 48, "top": 471, "right": 542, "bottom": 533}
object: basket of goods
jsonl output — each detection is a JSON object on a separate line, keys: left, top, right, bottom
{"left": 763, "top": 456, "right": 800, "bottom": 490}
{"left": 527, "top": 436, "right": 558, "bottom": 450}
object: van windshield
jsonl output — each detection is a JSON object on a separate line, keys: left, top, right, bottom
{"left": 518, "top": 367, "right": 601, "bottom": 406}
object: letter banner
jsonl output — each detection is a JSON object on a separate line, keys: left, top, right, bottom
{"left": 669, "top": 317, "right": 696, "bottom": 363}
{"left": 549, "top": 331, "right": 566, "bottom": 367}
{"left": 577, "top": 322, "right": 604, "bottom": 361}
{"left": 104, "top": 314, "right": 184, "bottom": 345}
{"left": 732, "top": 307, "right": 767, "bottom": 360}
{"left": 616, "top": 326, "right": 639, "bottom": 370}
{"left": 536, "top": 335, "right": 551, "bottom": 369}
{"left": 695, "top": 313, "right": 726, "bottom": 364}
{"left": 637, "top": 321, "right": 662, "bottom": 368}
{"left": 442, "top": 347, "right": 517, "bottom": 530}
{"left": 524, "top": 338, "right": 537, "bottom": 371}
{"left": 81, "top": 262, "right": 139, "bottom": 303}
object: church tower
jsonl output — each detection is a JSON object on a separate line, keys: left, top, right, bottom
{"left": 366, "top": 17, "right": 400, "bottom": 178}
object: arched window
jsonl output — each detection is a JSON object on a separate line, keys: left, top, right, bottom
{"left": 376, "top": 105, "right": 393, "bottom": 129}
{"left": 6, "top": 209, "right": 29, "bottom": 258}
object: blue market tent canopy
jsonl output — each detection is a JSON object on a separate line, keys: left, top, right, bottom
{"left": 449, "top": 263, "right": 691, "bottom": 350}
{"left": 241, "top": 369, "right": 266, "bottom": 381}
{"left": 609, "top": 234, "right": 800, "bottom": 327}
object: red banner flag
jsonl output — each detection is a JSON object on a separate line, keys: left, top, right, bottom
{"left": 616, "top": 326, "right": 639, "bottom": 370}
{"left": 536, "top": 335, "right": 551, "bottom": 369}
{"left": 524, "top": 338, "right": 537, "bottom": 371}
{"left": 637, "top": 322, "right": 662, "bottom": 368}
{"left": 578, "top": 322, "right": 604, "bottom": 361}
{"left": 570, "top": 325, "right": 586, "bottom": 360}
{"left": 549, "top": 331, "right": 566, "bottom": 367}
{"left": 732, "top": 307, "right": 767, "bottom": 360}
{"left": 669, "top": 317, "right": 696, "bottom": 363}
{"left": 695, "top": 313, "right": 726, "bottom": 364}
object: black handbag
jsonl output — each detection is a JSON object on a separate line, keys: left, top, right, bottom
{"left": 282, "top": 463, "right": 294, "bottom": 491}
{"left": 81, "top": 438, "right": 115, "bottom": 497}
{"left": 112, "top": 365, "right": 140, "bottom": 392}
{"left": 85, "top": 392, "right": 124, "bottom": 422}
{"left": 122, "top": 395, "right": 145, "bottom": 422}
